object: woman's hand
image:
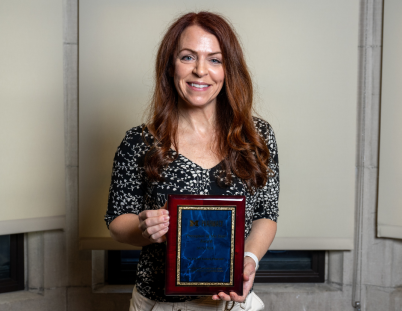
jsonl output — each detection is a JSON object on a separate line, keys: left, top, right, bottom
{"left": 212, "top": 256, "right": 256, "bottom": 302}
{"left": 138, "top": 202, "right": 169, "bottom": 243}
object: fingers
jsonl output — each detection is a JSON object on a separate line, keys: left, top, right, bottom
{"left": 143, "top": 227, "right": 168, "bottom": 243}
{"left": 212, "top": 292, "right": 245, "bottom": 303}
{"left": 212, "top": 292, "right": 231, "bottom": 301}
{"left": 138, "top": 209, "right": 168, "bottom": 221}
{"left": 226, "top": 291, "right": 247, "bottom": 303}
{"left": 229, "top": 292, "right": 243, "bottom": 302}
{"left": 138, "top": 208, "right": 170, "bottom": 244}
{"left": 142, "top": 222, "right": 169, "bottom": 239}
{"left": 139, "top": 214, "right": 169, "bottom": 231}
{"left": 149, "top": 233, "right": 167, "bottom": 244}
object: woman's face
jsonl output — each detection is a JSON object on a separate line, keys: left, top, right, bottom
{"left": 173, "top": 25, "right": 224, "bottom": 110}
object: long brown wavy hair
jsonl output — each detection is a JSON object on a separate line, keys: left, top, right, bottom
{"left": 144, "top": 11, "right": 272, "bottom": 192}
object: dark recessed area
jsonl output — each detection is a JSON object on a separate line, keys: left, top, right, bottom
{"left": 107, "top": 250, "right": 325, "bottom": 284}
{"left": 0, "top": 234, "right": 24, "bottom": 294}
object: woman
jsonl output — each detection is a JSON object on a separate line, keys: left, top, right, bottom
{"left": 105, "top": 11, "right": 279, "bottom": 311}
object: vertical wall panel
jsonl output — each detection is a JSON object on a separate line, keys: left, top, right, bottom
{"left": 0, "top": 0, "right": 65, "bottom": 234}
{"left": 80, "top": 0, "right": 358, "bottom": 250}
{"left": 377, "top": 0, "right": 402, "bottom": 239}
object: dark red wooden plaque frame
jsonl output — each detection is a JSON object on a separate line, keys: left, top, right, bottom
{"left": 165, "top": 194, "right": 245, "bottom": 296}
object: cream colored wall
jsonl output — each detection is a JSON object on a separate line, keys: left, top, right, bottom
{"left": 79, "top": 0, "right": 359, "bottom": 249}
{"left": 0, "top": 0, "right": 65, "bottom": 234}
{"left": 377, "top": 0, "right": 402, "bottom": 239}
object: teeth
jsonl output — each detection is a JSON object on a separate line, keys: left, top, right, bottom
{"left": 191, "top": 83, "right": 209, "bottom": 88}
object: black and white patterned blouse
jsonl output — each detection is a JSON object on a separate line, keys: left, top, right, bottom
{"left": 105, "top": 117, "right": 279, "bottom": 302}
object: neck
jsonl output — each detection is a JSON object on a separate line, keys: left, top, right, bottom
{"left": 177, "top": 98, "right": 217, "bottom": 135}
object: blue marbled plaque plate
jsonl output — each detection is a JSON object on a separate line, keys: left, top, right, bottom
{"left": 177, "top": 206, "right": 235, "bottom": 285}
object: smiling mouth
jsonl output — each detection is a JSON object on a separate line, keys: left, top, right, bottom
{"left": 187, "top": 82, "right": 210, "bottom": 89}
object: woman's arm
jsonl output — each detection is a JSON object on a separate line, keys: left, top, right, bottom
{"left": 109, "top": 206, "right": 170, "bottom": 247}
{"left": 214, "top": 121, "right": 280, "bottom": 302}
{"left": 212, "top": 218, "right": 277, "bottom": 302}
{"left": 244, "top": 218, "right": 277, "bottom": 259}
{"left": 106, "top": 127, "right": 172, "bottom": 247}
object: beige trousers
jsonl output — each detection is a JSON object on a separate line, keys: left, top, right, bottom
{"left": 129, "top": 286, "right": 246, "bottom": 311}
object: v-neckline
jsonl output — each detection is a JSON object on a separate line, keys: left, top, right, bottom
{"left": 145, "top": 126, "right": 223, "bottom": 171}
{"left": 173, "top": 151, "right": 224, "bottom": 171}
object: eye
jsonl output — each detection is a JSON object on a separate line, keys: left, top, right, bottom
{"left": 211, "top": 58, "right": 222, "bottom": 64}
{"left": 181, "top": 55, "right": 194, "bottom": 61}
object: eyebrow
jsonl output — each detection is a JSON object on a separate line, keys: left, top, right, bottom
{"left": 178, "top": 48, "right": 222, "bottom": 56}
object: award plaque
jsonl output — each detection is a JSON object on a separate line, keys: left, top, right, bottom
{"left": 165, "top": 195, "right": 245, "bottom": 296}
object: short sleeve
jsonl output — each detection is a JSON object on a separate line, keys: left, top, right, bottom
{"left": 104, "top": 127, "right": 149, "bottom": 228}
{"left": 252, "top": 120, "right": 280, "bottom": 222}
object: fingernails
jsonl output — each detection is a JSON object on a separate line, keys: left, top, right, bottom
{"left": 164, "top": 216, "right": 169, "bottom": 221}
{"left": 164, "top": 222, "right": 169, "bottom": 227}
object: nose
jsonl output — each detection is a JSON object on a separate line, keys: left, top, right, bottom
{"left": 193, "top": 59, "right": 208, "bottom": 77}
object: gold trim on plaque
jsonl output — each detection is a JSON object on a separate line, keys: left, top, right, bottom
{"left": 176, "top": 205, "right": 235, "bottom": 286}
